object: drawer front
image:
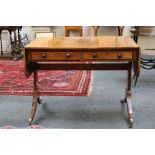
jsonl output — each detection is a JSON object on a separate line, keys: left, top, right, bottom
{"left": 108, "top": 52, "right": 132, "bottom": 60}
{"left": 83, "top": 52, "right": 132, "bottom": 60}
{"left": 83, "top": 52, "right": 108, "bottom": 60}
{"left": 31, "top": 52, "right": 81, "bottom": 61}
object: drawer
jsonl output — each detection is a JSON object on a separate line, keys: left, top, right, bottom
{"left": 83, "top": 52, "right": 132, "bottom": 60}
{"left": 31, "top": 52, "right": 81, "bottom": 61}
{"left": 83, "top": 52, "right": 108, "bottom": 60}
{"left": 108, "top": 52, "right": 132, "bottom": 60}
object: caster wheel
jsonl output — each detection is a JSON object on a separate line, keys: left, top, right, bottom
{"left": 128, "top": 118, "right": 134, "bottom": 128}
{"left": 37, "top": 97, "right": 43, "bottom": 104}
{"left": 120, "top": 98, "right": 126, "bottom": 104}
{"left": 28, "top": 118, "right": 32, "bottom": 125}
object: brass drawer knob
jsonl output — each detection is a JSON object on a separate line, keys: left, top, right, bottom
{"left": 66, "top": 53, "right": 71, "bottom": 58}
{"left": 41, "top": 53, "right": 47, "bottom": 58}
{"left": 93, "top": 53, "right": 97, "bottom": 58}
{"left": 117, "top": 53, "right": 122, "bottom": 59}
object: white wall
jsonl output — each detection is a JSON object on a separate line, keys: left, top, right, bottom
{"left": 21, "top": 26, "right": 131, "bottom": 41}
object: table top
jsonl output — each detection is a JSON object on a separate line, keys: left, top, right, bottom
{"left": 25, "top": 36, "right": 139, "bottom": 50}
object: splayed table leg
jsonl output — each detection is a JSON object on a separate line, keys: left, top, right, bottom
{"left": 121, "top": 62, "right": 133, "bottom": 128}
{"left": 28, "top": 66, "right": 42, "bottom": 125}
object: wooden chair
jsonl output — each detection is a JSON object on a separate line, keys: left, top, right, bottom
{"left": 92, "top": 26, "right": 124, "bottom": 36}
{"left": 92, "top": 26, "right": 100, "bottom": 36}
{"left": 64, "top": 26, "right": 82, "bottom": 37}
{"left": 0, "top": 26, "right": 22, "bottom": 59}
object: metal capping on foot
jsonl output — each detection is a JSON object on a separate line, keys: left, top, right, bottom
{"left": 128, "top": 118, "right": 134, "bottom": 128}
{"left": 28, "top": 118, "right": 32, "bottom": 125}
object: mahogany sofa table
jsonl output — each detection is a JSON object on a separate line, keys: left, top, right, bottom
{"left": 24, "top": 36, "right": 140, "bottom": 127}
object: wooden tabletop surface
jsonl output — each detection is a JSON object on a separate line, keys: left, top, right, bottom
{"left": 25, "top": 36, "right": 139, "bottom": 50}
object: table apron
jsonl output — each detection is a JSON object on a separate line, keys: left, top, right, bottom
{"left": 35, "top": 63, "right": 131, "bottom": 70}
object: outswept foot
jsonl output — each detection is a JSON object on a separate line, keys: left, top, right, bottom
{"left": 128, "top": 118, "right": 134, "bottom": 128}
{"left": 28, "top": 91, "right": 39, "bottom": 125}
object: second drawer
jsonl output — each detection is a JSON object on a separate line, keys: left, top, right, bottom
{"left": 83, "top": 51, "right": 132, "bottom": 60}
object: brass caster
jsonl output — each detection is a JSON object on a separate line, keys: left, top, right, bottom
{"left": 128, "top": 118, "right": 134, "bottom": 128}
{"left": 28, "top": 118, "right": 32, "bottom": 126}
{"left": 37, "top": 97, "right": 43, "bottom": 104}
{"left": 120, "top": 98, "right": 126, "bottom": 104}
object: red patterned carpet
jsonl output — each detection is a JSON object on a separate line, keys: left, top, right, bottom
{"left": 0, "top": 60, "right": 92, "bottom": 96}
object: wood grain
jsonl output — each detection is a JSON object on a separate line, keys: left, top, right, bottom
{"left": 25, "top": 36, "right": 139, "bottom": 49}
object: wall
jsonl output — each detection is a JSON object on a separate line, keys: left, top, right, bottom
{"left": 21, "top": 26, "right": 131, "bottom": 41}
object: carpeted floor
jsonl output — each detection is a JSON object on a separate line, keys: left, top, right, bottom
{"left": 0, "top": 61, "right": 92, "bottom": 96}
{"left": 0, "top": 65, "right": 155, "bottom": 129}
